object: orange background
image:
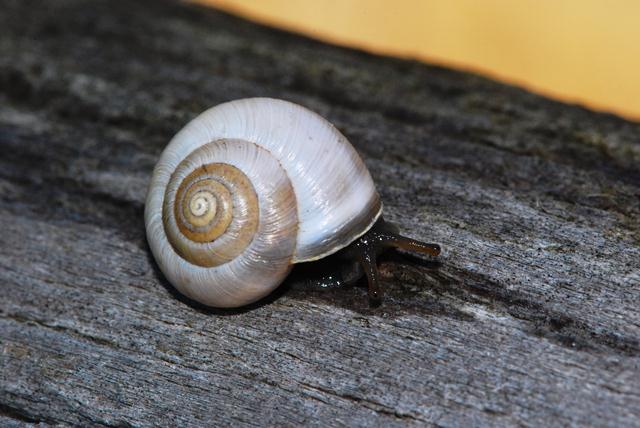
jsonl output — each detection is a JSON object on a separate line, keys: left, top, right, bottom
{"left": 196, "top": 0, "right": 640, "bottom": 121}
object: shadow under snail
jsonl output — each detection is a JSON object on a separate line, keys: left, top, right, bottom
{"left": 145, "top": 98, "right": 441, "bottom": 308}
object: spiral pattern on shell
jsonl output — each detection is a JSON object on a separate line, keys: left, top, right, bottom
{"left": 164, "top": 154, "right": 260, "bottom": 267}
{"left": 148, "top": 138, "right": 299, "bottom": 307}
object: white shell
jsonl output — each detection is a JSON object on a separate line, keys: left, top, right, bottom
{"left": 145, "top": 98, "right": 382, "bottom": 307}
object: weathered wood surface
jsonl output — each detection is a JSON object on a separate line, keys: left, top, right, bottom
{"left": 1, "top": 0, "right": 639, "bottom": 426}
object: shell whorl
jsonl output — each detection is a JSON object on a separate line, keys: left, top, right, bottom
{"left": 163, "top": 155, "right": 259, "bottom": 268}
{"left": 146, "top": 138, "right": 298, "bottom": 307}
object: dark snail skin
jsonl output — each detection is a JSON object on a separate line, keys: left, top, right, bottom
{"left": 289, "top": 217, "right": 441, "bottom": 305}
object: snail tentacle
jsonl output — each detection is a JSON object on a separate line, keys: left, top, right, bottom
{"left": 341, "top": 217, "right": 441, "bottom": 303}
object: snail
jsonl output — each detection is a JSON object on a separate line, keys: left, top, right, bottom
{"left": 145, "top": 98, "right": 440, "bottom": 308}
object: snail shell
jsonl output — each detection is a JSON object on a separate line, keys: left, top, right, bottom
{"left": 145, "top": 98, "right": 381, "bottom": 307}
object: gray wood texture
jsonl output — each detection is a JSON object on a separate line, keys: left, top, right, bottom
{"left": 1, "top": 0, "right": 639, "bottom": 426}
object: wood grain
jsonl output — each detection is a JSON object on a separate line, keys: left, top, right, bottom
{"left": 1, "top": 0, "right": 639, "bottom": 426}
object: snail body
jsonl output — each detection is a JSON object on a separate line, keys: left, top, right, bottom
{"left": 146, "top": 98, "right": 386, "bottom": 307}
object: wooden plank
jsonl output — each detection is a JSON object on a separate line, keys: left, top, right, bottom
{"left": 1, "top": 0, "right": 639, "bottom": 426}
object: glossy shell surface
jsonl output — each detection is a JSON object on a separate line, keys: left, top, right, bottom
{"left": 145, "top": 98, "right": 381, "bottom": 307}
